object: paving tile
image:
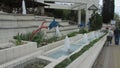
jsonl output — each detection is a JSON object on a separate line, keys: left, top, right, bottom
{"left": 94, "top": 45, "right": 120, "bottom": 68}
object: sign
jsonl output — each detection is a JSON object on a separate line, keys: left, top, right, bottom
{"left": 88, "top": 4, "right": 98, "bottom": 11}
{"left": 110, "top": 20, "right": 116, "bottom": 25}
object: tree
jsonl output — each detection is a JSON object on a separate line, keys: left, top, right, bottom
{"left": 102, "top": 0, "right": 115, "bottom": 23}
{"left": 68, "top": 10, "right": 78, "bottom": 23}
{"left": 81, "top": 9, "right": 86, "bottom": 23}
{"left": 89, "top": 13, "right": 103, "bottom": 31}
{"left": 62, "top": 9, "right": 70, "bottom": 20}
{"left": 114, "top": 13, "right": 120, "bottom": 21}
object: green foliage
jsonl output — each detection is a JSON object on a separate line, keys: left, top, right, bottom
{"left": 14, "top": 31, "right": 65, "bottom": 47}
{"left": 79, "top": 28, "right": 88, "bottom": 34}
{"left": 89, "top": 13, "right": 103, "bottom": 31}
{"left": 46, "top": 9, "right": 86, "bottom": 24}
{"left": 67, "top": 32, "right": 78, "bottom": 37}
{"left": 114, "top": 13, "right": 120, "bottom": 21}
{"left": 11, "top": 33, "right": 23, "bottom": 46}
{"left": 14, "top": 31, "right": 44, "bottom": 46}
{"left": 15, "top": 40, "right": 22, "bottom": 45}
{"left": 102, "top": 0, "right": 114, "bottom": 23}
{"left": 32, "top": 31, "right": 44, "bottom": 45}
{"left": 55, "top": 34, "right": 106, "bottom": 68}
{"left": 62, "top": 9, "right": 71, "bottom": 20}
{"left": 10, "top": 39, "right": 23, "bottom": 46}
{"left": 14, "top": 32, "right": 31, "bottom": 41}
{"left": 46, "top": 36, "right": 58, "bottom": 43}
{"left": 81, "top": 9, "right": 86, "bottom": 22}
{"left": 55, "top": 59, "right": 71, "bottom": 68}
{"left": 70, "top": 38, "right": 99, "bottom": 61}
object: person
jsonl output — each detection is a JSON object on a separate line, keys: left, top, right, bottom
{"left": 114, "top": 28, "right": 120, "bottom": 45}
{"left": 107, "top": 29, "right": 114, "bottom": 45}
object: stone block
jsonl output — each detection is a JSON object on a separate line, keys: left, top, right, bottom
{"left": 0, "top": 50, "right": 6, "bottom": 64}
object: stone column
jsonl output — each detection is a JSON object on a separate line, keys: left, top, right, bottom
{"left": 85, "top": 5, "right": 89, "bottom": 27}
{"left": 41, "top": 7, "right": 44, "bottom": 15}
{"left": 78, "top": 9, "right": 81, "bottom": 25}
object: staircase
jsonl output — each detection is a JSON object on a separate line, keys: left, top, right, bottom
{"left": 0, "top": 13, "right": 79, "bottom": 43}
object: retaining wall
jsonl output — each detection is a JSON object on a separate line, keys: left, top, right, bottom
{"left": 0, "top": 42, "right": 37, "bottom": 65}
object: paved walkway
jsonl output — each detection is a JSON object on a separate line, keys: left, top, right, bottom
{"left": 93, "top": 43, "right": 120, "bottom": 68}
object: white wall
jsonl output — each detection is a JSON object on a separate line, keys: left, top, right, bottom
{"left": 0, "top": 42, "right": 37, "bottom": 64}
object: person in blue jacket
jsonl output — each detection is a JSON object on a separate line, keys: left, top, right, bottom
{"left": 114, "top": 27, "right": 120, "bottom": 45}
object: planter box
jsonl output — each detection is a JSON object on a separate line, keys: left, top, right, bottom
{"left": 37, "top": 34, "right": 83, "bottom": 53}
{"left": 0, "top": 42, "right": 37, "bottom": 64}
{"left": 0, "top": 43, "right": 15, "bottom": 49}
{"left": 66, "top": 35, "right": 107, "bottom": 68}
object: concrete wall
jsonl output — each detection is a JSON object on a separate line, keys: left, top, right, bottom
{"left": 0, "top": 50, "right": 43, "bottom": 68}
{"left": 0, "top": 42, "right": 37, "bottom": 65}
{"left": 0, "top": 32, "right": 104, "bottom": 68}
{"left": 0, "top": 34, "right": 83, "bottom": 68}
{"left": 66, "top": 35, "right": 107, "bottom": 68}
{"left": 44, "top": 32, "right": 105, "bottom": 68}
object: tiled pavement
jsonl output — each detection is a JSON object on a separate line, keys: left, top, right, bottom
{"left": 93, "top": 44, "right": 120, "bottom": 68}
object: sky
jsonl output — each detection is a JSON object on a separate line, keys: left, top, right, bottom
{"left": 115, "top": 0, "right": 120, "bottom": 15}
{"left": 99, "top": 0, "right": 120, "bottom": 15}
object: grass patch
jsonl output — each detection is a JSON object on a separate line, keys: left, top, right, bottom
{"left": 79, "top": 28, "right": 88, "bottom": 34}
{"left": 67, "top": 31, "right": 78, "bottom": 37}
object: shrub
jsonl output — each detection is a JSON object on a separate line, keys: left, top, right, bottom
{"left": 13, "top": 31, "right": 44, "bottom": 46}
{"left": 13, "top": 31, "right": 65, "bottom": 47}
{"left": 89, "top": 13, "right": 103, "bottom": 31}
{"left": 55, "top": 59, "right": 71, "bottom": 68}
{"left": 67, "top": 32, "right": 78, "bottom": 37}
{"left": 79, "top": 28, "right": 88, "bottom": 34}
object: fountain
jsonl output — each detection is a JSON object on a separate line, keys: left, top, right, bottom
{"left": 46, "top": 36, "right": 77, "bottom": 59}
{"left": 45, "top": 31, "right": 104, "bottom": 59}
{"left": 47, "top": 33, "right": 90, "bottom": 59}
{"left": 22, "top": 0, "right": 26, "bottom": 15}
{"left": 46, "top": 34, "right": 93, "bottom": 59}
{"left": 62, "top": 36, "right": 71, "bottom": 52}
{"left": 90, "top": 32, "right": 95, "bottom": 41}
{"left": 82, "top": 34, "right": 89, "bottom": 44}
{"left": 55, "top": 26, "right": 62, "bottom": 37}
{"left": 92, "top": 32, "right": 95, "bottom": 38}
{"left": 96, "top": 32, "right": 100, "bottom": 38}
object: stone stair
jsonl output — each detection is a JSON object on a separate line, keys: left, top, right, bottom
{"left": 0, "top": 14, "right": 79, "bottom": 43}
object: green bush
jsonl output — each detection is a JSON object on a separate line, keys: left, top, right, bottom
{"left": 46, "top": 36, "right": 58, "bottom": 43}
{"left": 89, "top": 13, "right": 103, "bottom": 31}
{"left": 70, "top": 38, "right": 99, "bottom": 61}
{"left": 55, "top": 59, "right": 71, "bottom": 68}
{"left": 79, "top": 28, "right": 88, "bottom": 34}
{"left": 13, "top": 31, "right": 65, "bottom": 47}
{"left": 13, "top": 31, "right": 44, "bottom": 46}
{"left": 67, "top": 32, "right": 78, "bottom": 37}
